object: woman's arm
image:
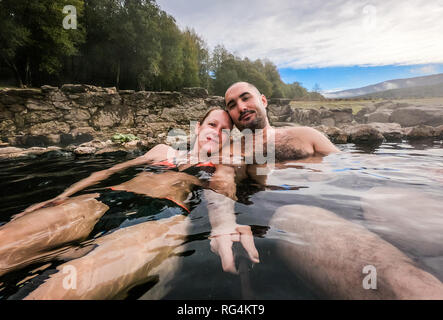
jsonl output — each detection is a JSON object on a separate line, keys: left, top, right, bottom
{"left": 205, "top": 164, "right": 259, "bottom": 274}
{"left": 21, "top": 144, "right": 174, "bottom": 215}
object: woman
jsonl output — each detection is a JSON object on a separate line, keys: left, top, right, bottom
{"left": 0, "top": 107, "right": 254, "bottom": 285}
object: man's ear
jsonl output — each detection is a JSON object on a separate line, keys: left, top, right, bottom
{"left": 261, "top": 94, "right": 268, "bottom": 108}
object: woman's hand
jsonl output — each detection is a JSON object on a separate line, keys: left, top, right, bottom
{"left": 210, "top": 224, "right": 259, "bottom": 274}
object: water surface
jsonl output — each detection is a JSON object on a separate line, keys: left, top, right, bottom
{"left": 1, "top": 141, "right": 442, "bottom": 299}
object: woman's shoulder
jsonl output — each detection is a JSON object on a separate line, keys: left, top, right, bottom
{"left": 143, "top": 144, "right": 177, "bottom": 162}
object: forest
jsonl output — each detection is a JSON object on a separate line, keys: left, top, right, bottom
{"left": 0, "top": 0, "right": 323, "bottom": 99}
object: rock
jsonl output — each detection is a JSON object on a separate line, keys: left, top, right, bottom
{"left": 24, "top": 111, "right": 61, "bottom": 124}
{"left": 118, "top": 90, "right": 135, "bottom": 95}
{"left": 90, "top": 104, "right": 127, "bottom": 128}
{"left": 390, "top": 107, "right": 443, "bottom": 127}
{"left": 41, "top": 85, "right": 58, "bottom": 93}
{"left": 404, "top": 125, "right": 435, "bottom": 140}
{"left": 63, "top": 109, "right": 91, "bottom": 121}
{"left": 320, "top": 117, "right": 335, "bottom": 127}
{"left": 366, "top": 111, "right": 391, "bottom": 123}
{"left": 181, "top": 87, "right": 209, "bottom": 98}
{"left": 366, "top": 122, "right": 403, "bottom": 141}
{"left": 25, "top": 99, "right": 54, "bottom": 111}
{"left": 346, "top": 124, "right": 384, "bottom": 144}
{"left": 73, "top": 146, "right": 96, "bottom": 155}
{"left": 47, "top": 134, "right": 61, "bottom": 145}
{"left": 316, "top": 125, "right": 348, "bottom": 144}
{"left": 434, "top": 125, "right": 443, "bottom": 139}
{"left": 61, "top": 84, "right": 101, "bottom": 94}
{"left": 2, "top": 88, "right": 42, "bottom": 99}
{"left": 330, "top": 108, "right": 353, "bottom": 124}
{"left": 205, "top": 96, "right": 225, "bottom": 108}
{"left": 294, "top": 108, "right": 321, "bottom": 125}
{"left": 269, "top": 98, "right": 291, "bottom": 106}
{"left": 160, "top": 107, "right": 204, "bottom": 124}
{"left": 8, "top": 104, "right": 26, "bottom": 113}
{"left": 267, "top": 104, "right": 294, "bottom": 122}
{"left": 354, "top": 106, "right": 375, "bottom": 123}
{"left": 0, "top": 146, "right": 24, "bottom": 154}
{"left": 0, "top": 120, "right": 16, "bottom": 135}
{"left": 29, "top": 121, "right": 70, "bottom": 136}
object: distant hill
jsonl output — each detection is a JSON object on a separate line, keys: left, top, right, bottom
{"left": 353, "top": 82, "right": 443, "bottom": 99}
{"left": 324, "top": 73, "right": 443, "bottom": 99}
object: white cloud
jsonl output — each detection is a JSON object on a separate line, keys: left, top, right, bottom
{"left": 409, "top": 65, "right": 439, "bottom": 75}
{"left": 156, "top": 0, "right": 443, "bottom": 68}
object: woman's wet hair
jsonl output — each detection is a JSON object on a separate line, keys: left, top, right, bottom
{"left": 199, "top": 106, "right": 233, "bottom": 128}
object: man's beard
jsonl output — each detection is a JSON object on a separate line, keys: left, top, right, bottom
{"left": 237, "top": 110, "right": 267, "bottom": 131}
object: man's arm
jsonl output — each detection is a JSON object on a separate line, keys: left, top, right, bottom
{"left": 299, "top": 127, "right": 340, "bottom": 155}
{"left": 205, "top": 164, "right": 259, "bottom": 274}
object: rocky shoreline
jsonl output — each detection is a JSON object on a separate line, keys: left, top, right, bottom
{"left": 1, "top": 122, "right": 442, "bottom": 161}
{"left": 1, "top": 85, "right": 442, "bottom": 161}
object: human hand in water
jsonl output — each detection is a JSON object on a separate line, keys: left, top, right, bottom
{"left": 210, "top": 224, "right": 260, "bottom": 274}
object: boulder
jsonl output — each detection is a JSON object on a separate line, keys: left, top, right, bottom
{"left": 315, "top": 125, "right": 348, "bottom": 144}
{"left": 366, "top": 111, "right": 391, "bottom": 123}
{"left": 404, "top": 125, "right": 436, "bottom": 140}
{"left": 267, "top": 104, "right": 293, "bottom": 122}
{"left": 73, "top": 146, "right": 96, "bottom": 155}
{"left": 346, "top": 124, "right": 384, "bottom": 144}
{"left": 434, "top": 125, "right": 443, "bottom": 139}
{"left": 390, "top": 107, "right": 443, "bottom": 127}
{"left": 330, "top": 108, "right": 353, "bottom": 124}
{"left": 366, "top": 122, "right": 403, "bottom": 141}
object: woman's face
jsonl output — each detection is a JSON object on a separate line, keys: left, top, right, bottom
{"left": 196, "top": 109, "right": 233, "bottom": 155}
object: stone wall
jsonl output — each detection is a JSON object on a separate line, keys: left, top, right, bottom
{"left": 0, "top": 85, "right": 224, "bottom": 148}
{"left": 1, "top": 85, "right": 442, "bottom": 157}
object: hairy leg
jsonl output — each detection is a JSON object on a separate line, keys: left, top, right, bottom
{"left": 361, "top": 187, "right": 443, "bottom": 280}
{"left": 0, "top": 194, "right": 108, "bottom": 277}
{"left": 269, "top": 205, "right": 443, "bottom": 299}
{"left": 24, "top": 214, "right": 190, "bottom": 300}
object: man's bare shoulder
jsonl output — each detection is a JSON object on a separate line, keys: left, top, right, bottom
{"left": 275, "top": 126, "right": 322, "bottom": 139}
{"left": 276, "top": 126, "right": 318, "bottom": 133}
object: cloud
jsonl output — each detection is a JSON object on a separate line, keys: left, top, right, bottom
{"left": 409, "top": 65, "right": 439, "bottom": 75}
{"left": 156, "top": 0, "right": 443, "bottom": 68}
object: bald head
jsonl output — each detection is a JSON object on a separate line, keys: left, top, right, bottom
{"left": 225, "top": 82, "right": 261, "bottom": 103}
{"left": 224, "top": 81, "right": 269, "bottom": 131}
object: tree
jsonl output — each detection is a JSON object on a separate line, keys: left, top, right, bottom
{"left": 0, "top": 0, "right": 85, "bottom": 87}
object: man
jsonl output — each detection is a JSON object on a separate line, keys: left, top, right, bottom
{"left": 208, "top": 81, "right": 340, "bottom": 274}
{"left": 207, "top": 81, "right": 443, "bottom": 299}
{"left": 224, "top": 81, "right": 340, "bottom": 160}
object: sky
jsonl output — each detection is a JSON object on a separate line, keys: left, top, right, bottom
{"left": 155, "top": 0, "right": 443, "bottom": 93}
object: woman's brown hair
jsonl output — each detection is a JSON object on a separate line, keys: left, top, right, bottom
{"left": 198, "top": 106, "right": 232, "bottom": 126}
